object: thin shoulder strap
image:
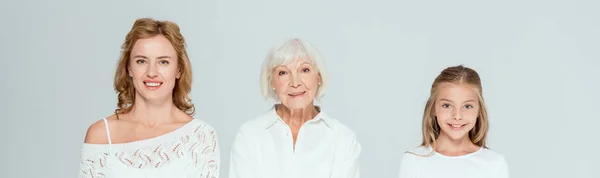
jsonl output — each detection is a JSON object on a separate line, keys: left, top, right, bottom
{"left": 102, "top": 118, "right": 113, "bottom": 146}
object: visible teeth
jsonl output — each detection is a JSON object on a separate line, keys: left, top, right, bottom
{"left": 451, "top": 124, "right": 463, "bottom": 128}
{"left": 146, "top": 82, "right": 161, "bottom": 87}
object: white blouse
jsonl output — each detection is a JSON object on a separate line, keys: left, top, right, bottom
{"left": 399, "top": 146, "right": 509, "bottom": 178}
{"left": 79, "top": 118, "right": 220, "bottom": 178}
{"left": 229, "top": 106, "right": 361, "bottom": 178}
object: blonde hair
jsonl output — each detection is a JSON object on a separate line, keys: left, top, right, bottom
{"left": 259, "top": 38, "right": 329, "bottom": 101}
{"left": 417, "top": 65, "right": 489, "bottom": 154}
{"left": 113, "top": 18, "right": 195, "bottom": 115}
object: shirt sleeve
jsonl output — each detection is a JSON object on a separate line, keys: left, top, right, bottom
{"left": 195, "top": 127, "right": 220, "bottom": 178}
{"left": 398, "top": 153, "right": 417, "bottom": 178}
{"left": 494, "top": 155, "right": 510, "bottom": 178}
{"left": 229, "top": 129, "right": 257, "bottom": 178}
{"left": 78, "top": 145, "right": 109, "bottom": 178}
{"left": 331, "top": 130, "right": 361, "bottom": 178}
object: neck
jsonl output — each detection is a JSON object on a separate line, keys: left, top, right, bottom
{"left": 434, "top": 132, "right": 478, "bottom": 154}
{"left": 276, "top": 104, "right": 319, "bottom": 127}
{"left": 128, "top": 95, "right": 178, "bottom": 127}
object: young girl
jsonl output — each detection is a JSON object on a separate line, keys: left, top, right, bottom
{"left": 399, "top": 65, "right": 509, "bottom": 178}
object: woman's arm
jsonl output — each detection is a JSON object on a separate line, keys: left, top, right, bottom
{"left": 229, "top": 129, "right": 256, "bottom": 178}
{"left": 79, "top": 120, "right": 111, "bottom": 178}
{"left": 331, "top": 129, "right": 362, "bottom": 178}
{"left": 194, "top": 125, "right": 220, "bottom": 178}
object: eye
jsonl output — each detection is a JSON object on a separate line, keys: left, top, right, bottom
{"left": 136, "top": 59, "right": 146, "bottom": 64}
{"left": 464, "top": 104, "right": 474, "bottom": 109}
{"left": 441, "top": 103, "right": 451, "bottom": 108}
{"left": 278, "top": 71, "right": 287, "bottom": 76}
{"left": 159, "top": 60, "right": 169, "bottom": 65}
{"left": 302, "top": 68, "right": 310, "bottom": 73}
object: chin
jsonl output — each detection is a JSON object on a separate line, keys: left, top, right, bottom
{"left": 440, "top": 129, "right": 470, "bottom": 140}
{"left": 448, "top": 134, "right": 469, "bottom": 140}
{"left": 138, "top": 92, "right": 170, "bottom": 101}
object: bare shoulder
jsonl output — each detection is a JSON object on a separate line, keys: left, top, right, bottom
{"left": 83, "top": 115, "right": 118, "bottom": 144}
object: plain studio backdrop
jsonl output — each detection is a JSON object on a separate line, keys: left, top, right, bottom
{"left": 0, "top": 0, "right": 598, "bottom": 177}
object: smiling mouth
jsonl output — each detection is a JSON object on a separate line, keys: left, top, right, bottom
{"left": 143, "top": 81, "right": 163, "bottom": 89}
{"left": 288, "top": 91, "right": 306, "bottom": 97}
{"left": 448, "top": 123, "right": 467, "bottom": 130}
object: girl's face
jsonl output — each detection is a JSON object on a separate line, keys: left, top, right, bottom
{"left": 434, "top": 83, "right": 480, "bottom": 141}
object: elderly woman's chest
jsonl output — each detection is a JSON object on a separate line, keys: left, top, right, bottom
{"left": 253, "top": 128, "right": 338, "bottom": 178}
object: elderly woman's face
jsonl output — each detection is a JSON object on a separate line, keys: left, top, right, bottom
{"left": 271, "top": 58, "right": 321, "bottom": 109}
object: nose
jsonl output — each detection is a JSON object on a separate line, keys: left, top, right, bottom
{"left": 146, "top": 62, "right": 158, "bottom": 78}
{"left": 453, "top": 109, "right": 463, "bottom": 120}
{"left": 290, "top": 73, "right": 302, "bottom": 88}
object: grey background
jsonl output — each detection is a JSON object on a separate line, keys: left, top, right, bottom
{"left": 1, "top": 0, "right": 598, "bottom": 177}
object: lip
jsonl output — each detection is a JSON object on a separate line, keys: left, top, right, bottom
{"left": 143, "top": 80, "right": 163, "bottom": 90}
{"left": 143, "top": 79, "right": 162, "bottom": 83}
{"left": 447, "top": 123, "right": 467, "bottom": 130}
{"left": 288, "top": 91, "right": 306, "bottom": 98}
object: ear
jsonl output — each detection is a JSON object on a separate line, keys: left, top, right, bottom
{"left": 318, "top": 73, "right": 323, "bottom": 85}
{"left": 269, "top": 77, "right": 275, "bottom": 89}
{"left": 176, "top": 69, "right": 182, "bottom": 79}
{"left": 128, "top": 69, "right": 133, "bottom": 77}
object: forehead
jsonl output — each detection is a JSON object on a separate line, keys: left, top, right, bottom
{"left": 436, "top": 83, "right": 479, "bottom": 101}
{"left": 131, "top": 35, "right": 177, "bottom": 57}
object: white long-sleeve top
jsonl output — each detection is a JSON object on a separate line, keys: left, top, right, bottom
{"left": 229, "top": 106, "right": 361, "bottom": 178}
{"left": 399, "top": 146, "right": 509, "bottom": 178}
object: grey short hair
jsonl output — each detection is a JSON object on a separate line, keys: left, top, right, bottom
{"left": 260, "top": 38, "right": 329, "bottom": 101}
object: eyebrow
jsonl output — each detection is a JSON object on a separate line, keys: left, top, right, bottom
{"left": 132, "top": 55, "right": 172, "bottom": 59}
{"left": 299, "top": 61, "right": 314, "bottom": 67}
{"left": 439, "top": 98, "right": 476, "bottom": 103}
{"left": 273, "top": 66, "right": 288, "bottom": 71}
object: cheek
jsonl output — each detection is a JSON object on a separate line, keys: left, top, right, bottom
{"left": 128, "top": 65, "right": 141, "bottom": 74}
{"left": 160, "top": 67, "right": 179, "bottom": 79}
{"left": 272, "top": 77, "right": 288, "bottom": 90}
{"left": 302, "top": 75, "right": 320, "bottom": 89}
{"left": 434, "top": 107, "right": 451, "bottom": 119}
{"left": 130, "top": 69, "right": 145, "bottom": 81}
{"left": 434, "top": 111, "right": 446, "bottom": 126}
{"left": 465, "top": 109, "right": 479, "bottom": 122}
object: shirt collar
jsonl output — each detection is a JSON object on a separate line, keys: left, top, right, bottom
{"left": 262, "top": 104, "right": 335, "bottom": 130}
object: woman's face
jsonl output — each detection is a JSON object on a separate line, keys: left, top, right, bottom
{"left": 128, "top": 35, "right": 180, "bottom": 102}
{"left": 271, "top": 58, "right": 321, "bottom": 109}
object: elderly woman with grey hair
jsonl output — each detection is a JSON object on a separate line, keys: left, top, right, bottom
{"left": 229, "top": 38, "right": 361, "bottom": 178}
